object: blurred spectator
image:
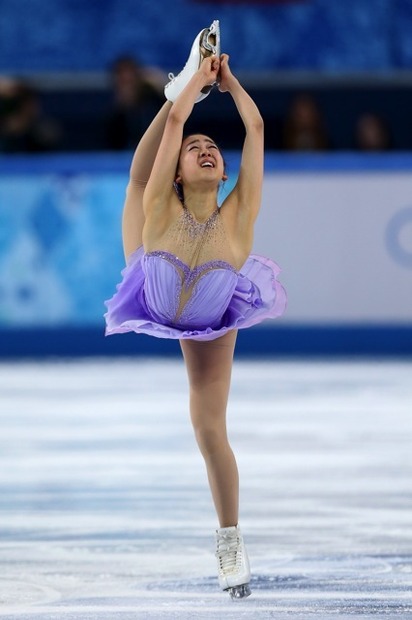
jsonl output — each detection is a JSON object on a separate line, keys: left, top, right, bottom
{"left": 105, "top": 55, "right": 165, "bottom": 150}
{"left": 282, "top": 93, "right": 329, "bottom": 151}
{"left": 354, "top": 113, "right": 392, "bottom": 151}
{"left": 0, "top": 79, "right": 62, "bottom": 153}
{"left": 0, "top": 77, "right": 16, "bottom": 113}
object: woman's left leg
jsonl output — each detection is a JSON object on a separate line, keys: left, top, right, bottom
{"left": 181, "top": 330, "right": 251, "bottom": 598}
{"left": 180, "top": 330, "right": 239, "bottom": 527}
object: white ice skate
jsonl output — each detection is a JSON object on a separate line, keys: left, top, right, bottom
{"left": 164, "top": 19, "right": 220, "bottom": 103}
{"left": 215, "top": 525, "right": 251, "bottom": 600}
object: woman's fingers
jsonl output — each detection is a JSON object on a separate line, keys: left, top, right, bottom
{"left": 211, "top": 56, "right": 220, "bottom": 72}
{"left": 220, "top": 53, "right": 230, "bottom": 71}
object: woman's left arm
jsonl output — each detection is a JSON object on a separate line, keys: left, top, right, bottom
{"left": 219, "top": 54, "right": 264, "bottom": 224}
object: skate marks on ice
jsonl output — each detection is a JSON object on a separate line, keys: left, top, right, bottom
{"left": 0, "top": 358, "right": 412, "bottom": 618}
{"left": 144, "top": 556, "right": 412, "bottom": 616}
{"left": 1, "top": 559, "right": 412, "bottom": 620}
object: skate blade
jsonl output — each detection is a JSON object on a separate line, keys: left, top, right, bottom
{"left": 199, "top": 21, "right": 220, "bottom": 95}
{"left": 200, "top": 20, "right": 220, "bottom": 56}
{"left": 226, "top": 583, "right": 251, "bottom": 600}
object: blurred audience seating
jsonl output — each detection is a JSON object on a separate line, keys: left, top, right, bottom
{"left": 2, "top": 74, "right": 411, "bottom": 152}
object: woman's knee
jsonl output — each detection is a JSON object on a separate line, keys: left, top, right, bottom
{"left": 193, "top": 424, "right": 227, "bottom": 457}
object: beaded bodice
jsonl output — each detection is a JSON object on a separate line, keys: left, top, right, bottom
{"left": 143, "top": 207, "right": 238, "bottom": 328}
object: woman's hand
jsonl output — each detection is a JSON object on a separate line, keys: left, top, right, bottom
{"left": 198, "top": 56, "right": 220, "bottom": 87}
{"left": 218, "top": 54, "right": 237, "bottom": 92}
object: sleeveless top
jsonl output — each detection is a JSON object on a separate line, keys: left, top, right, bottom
{"left": 104, "top": 206, "right": 286, "bottom": 341}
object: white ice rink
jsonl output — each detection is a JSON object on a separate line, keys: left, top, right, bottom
{"left": 0, "top": 357, "right": 411, "bottom": 619}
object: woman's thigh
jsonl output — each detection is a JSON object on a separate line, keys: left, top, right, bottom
{"left": 180, "top": 330, "right": 237, "bottom": 426}
{"left": 122, "top": 185, "right": 145, "bottom": 260}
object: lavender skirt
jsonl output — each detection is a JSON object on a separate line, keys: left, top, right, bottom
{"left": 104, "top": 247, "right": 286, "bottom": 341}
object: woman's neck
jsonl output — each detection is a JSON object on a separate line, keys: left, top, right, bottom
{"left": 182, "top": 190, "right": 218, "bottom": 223}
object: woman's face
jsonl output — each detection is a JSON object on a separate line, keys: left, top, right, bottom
{"left": 176, "top": 134, "right": 226, "bottom": 187}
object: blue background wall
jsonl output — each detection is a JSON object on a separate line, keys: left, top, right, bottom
{"left": 2, "top": 1, "right": 412, "bottom": 357}
{"left": 1, "top": 0, "right": 411, "bottom": 73}
{"left": 1, "top": 153, "right": 411, "bottom": 358}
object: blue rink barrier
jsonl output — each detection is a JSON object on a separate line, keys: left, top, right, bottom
{"left": 1, "top": 153, "right": 412, "bottom": 358}
{"left": 1, "top": 325, "right": 412, "bottom": 359}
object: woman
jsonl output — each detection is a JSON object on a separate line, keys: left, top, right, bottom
{"left": 105, "top": 22, "right": 286, "bottom": 599}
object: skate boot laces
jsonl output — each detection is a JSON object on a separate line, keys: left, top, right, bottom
{"left": 216, "top": 531, "right": 243, "bottom": 576}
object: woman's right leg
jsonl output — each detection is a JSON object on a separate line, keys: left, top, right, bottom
{"left": 128, "top": 101, "right": 172, "bottom": 185}
{"left": 180, "top": 331, "right": 239, "bottom": 528}
{"left": 122, "top": 101, "right": 172, "bottom": 260}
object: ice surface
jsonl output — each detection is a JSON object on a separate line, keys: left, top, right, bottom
{"left": 0, "top": 358, "right": 411, "bottom": 619}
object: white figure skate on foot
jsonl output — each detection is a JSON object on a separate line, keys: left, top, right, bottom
{"left": 164, "top": 19, "right": 220, "bottom": 103}
{"left": 215, "top": 525, "right": 251, "bottom": 600}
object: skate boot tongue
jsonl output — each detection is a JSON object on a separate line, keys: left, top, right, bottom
{"left": 218, "top": 525, "right": 237, "bottom": 537}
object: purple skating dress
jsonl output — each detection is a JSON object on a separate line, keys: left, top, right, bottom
{"left": 104, "top": 207, "right": 286, "bottom": 341}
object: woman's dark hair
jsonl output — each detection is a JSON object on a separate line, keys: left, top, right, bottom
{"left": 173, "top": 134, "right": 227, "bottom": 204}
{"left": 173, "top": 180, "right": 185, "bottom": 203}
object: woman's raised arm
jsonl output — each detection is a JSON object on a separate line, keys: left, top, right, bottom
{"left": 219, "top": 54, "right": 264, "bottom": 224}
{"left": 142, "top": 56, "right": 221, "bottom": 217}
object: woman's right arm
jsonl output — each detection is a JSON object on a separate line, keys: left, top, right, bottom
{"left": 142, "top": 57, "right": 220, "bottom": 218}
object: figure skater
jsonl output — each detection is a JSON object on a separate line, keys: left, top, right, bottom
{"left": 105, "top": 20, "right": 286, "bottom": 599}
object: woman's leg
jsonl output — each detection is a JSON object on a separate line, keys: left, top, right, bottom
{"left": 122, "top": 101, "right": 172, "bottom": 259}
{"left": 128, "top": 100, "right": 172, "bottom": 184}
{"left": 180, "top": 330, "right": 239, "bottom": 527}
